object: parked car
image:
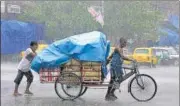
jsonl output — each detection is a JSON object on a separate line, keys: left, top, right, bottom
{"left": 133, "top": 48, "right": 158, "bottom": 68}
{"left": 151, "top": 47, "right": 170, "bottom": 65}
{"left": 159, "top": 49, "right": 171, "bottom": 65}
{"left": 151, "top": 47, "right": 179, "bottom": 66}
{"left": 165, "top": 47, "right": 179, "bottom": 66}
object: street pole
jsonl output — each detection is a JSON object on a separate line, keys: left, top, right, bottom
{"left": 101, "top": 0, "right": 104, "bottom": 18}
{"left": 101, "top": 0, "right": 104, "bottom": 28}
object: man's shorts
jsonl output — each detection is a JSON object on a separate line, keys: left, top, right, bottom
{"left": 14, "top": 70, "right": 33, "bottom": 85}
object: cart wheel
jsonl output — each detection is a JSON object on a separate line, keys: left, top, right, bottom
{"left": 129, "top": 74, "right": 157, "bottom": 102}
{"left": 54, "top": 72, "right": 82, "bottom": 100}
{"left": 79, "top": 87, "right": 88, "bottom": 96}
{"left": 62, "top": 86, "right": 87, "bottom": 97}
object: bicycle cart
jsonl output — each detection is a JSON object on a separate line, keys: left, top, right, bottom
{"left": 40, "top": 61, "right": 157, "bottom": 102}
{"left": 34, "top": 31, "right": 157, "bottom": 102}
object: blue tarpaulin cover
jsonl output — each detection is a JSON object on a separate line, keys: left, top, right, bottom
{"left": 168, "top": 15, "right": 179, "bottom": 29}
{"left": 1, "top": 20, "right": 44, "bottom": 54}
{"left": 31, "top": 31, "right": 110, "bottom": 76}
{"left": 159, "top": 15, "right": 179, "bottom": 46}
{"left": 159, "top": 28, "right": 179, "bottom": 46}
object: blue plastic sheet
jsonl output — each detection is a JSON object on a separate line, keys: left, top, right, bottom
{"left": 158, "top": 15, "right": 179, "bottom": 46}
{"left": 1, "top": 20, "right": 44, "bottom": 54}
{"left": 168, "top": 15, "right": 179, "bottom": 29}
{"left": 159, "top": 28, "right": 179, "bottom": 46}
{"left": 31, "top": 31, "right": 110, "bottom": 76}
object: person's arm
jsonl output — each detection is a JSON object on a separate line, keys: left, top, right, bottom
{"left": 115, "top": 48, "right": 134, "bottom": 61}
{"left": 26, "top": 48, "right": 36, "bottom": 57}
{"left": 107, "top": 52, "right": 113, "bottom": 65}
{"left": 29, "top": 52, "right": 36, "bottom": 57}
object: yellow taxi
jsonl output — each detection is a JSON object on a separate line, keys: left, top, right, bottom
{"left": 133, "top": 48, "right": 158, "bottom": 67}
{"left": 123, "top": 48, "right": 132, "bottom": 65}
{"left": 20, "top": 44, "right": 48, "bottom": 58}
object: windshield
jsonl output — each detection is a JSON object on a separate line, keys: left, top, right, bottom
{"left": 135, "top": 49, "right": 149, "bottom": 54}
{"left": 154, "top": 49, "right": 162, "bottom": 56}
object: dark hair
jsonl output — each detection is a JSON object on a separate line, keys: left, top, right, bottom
{"left": 119, "top": 37, "right": 127, "bottom": 43}
{"left": 30, "top": 41, "right": 38, "bottom": 46}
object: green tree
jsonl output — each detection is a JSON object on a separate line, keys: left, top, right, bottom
{"left": 103, "top": 1, "right": 164, "bottom": 44}
{"left": 18, "top": 1, "right": 165, "bottom": 45}
{"left": 18, "top": 1, "right": 100, "bottom": 39}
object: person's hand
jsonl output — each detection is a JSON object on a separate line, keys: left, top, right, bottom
{"left": 106, "top": 61, "right": 109, "bottom": 65}
{"left": 106, "top": 62, "right": 109, "bottom": 66}
{"left": 106, "top": 59, "right": 110, "bottom": 65}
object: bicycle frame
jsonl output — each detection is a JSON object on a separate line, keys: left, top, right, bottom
{"left": 122, "top": 67, "right": 136, "bottom": 81}
{"left": 114, "top": 62, "right": 139, "bottom": 82}
{"left": 126, "top": 63, "right": 145, "bottom": 92}
{"left": 108, "top": 62, "right": 145, "bottom": 91}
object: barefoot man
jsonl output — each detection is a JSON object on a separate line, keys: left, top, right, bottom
{"left": 13, "top": 41, "right": 38, "bottom": 96}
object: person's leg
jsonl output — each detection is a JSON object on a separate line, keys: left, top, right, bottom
{"left": 111, "top": 88, "right": 117, "bottom": 98}
{"left": 105, "top": 69, "right": 117, "bottom": 101}
{"left": 110, "top": 66, "right": 123, "bottom": 99}
{"left": 105, "top": 79, "right": 115, "bottom": 101}
{"left": 24, "top": 71, "right": 34, "bottom": 94}
{"left": 106, "top": 79, "right": 113, "bottom": 96}
{"left": 13, "top": 70, "right": 24, "bottom": 96}
{"left": 110, "top": 74, "right": 123, "bottom": 98}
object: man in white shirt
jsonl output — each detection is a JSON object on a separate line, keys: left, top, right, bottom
{"left": 13, "top": 41, "right": 38, "bottom": 96}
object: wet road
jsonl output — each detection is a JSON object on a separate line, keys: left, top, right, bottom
{"left": 1, "top": 63, "right": 179, "bottom": 106}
